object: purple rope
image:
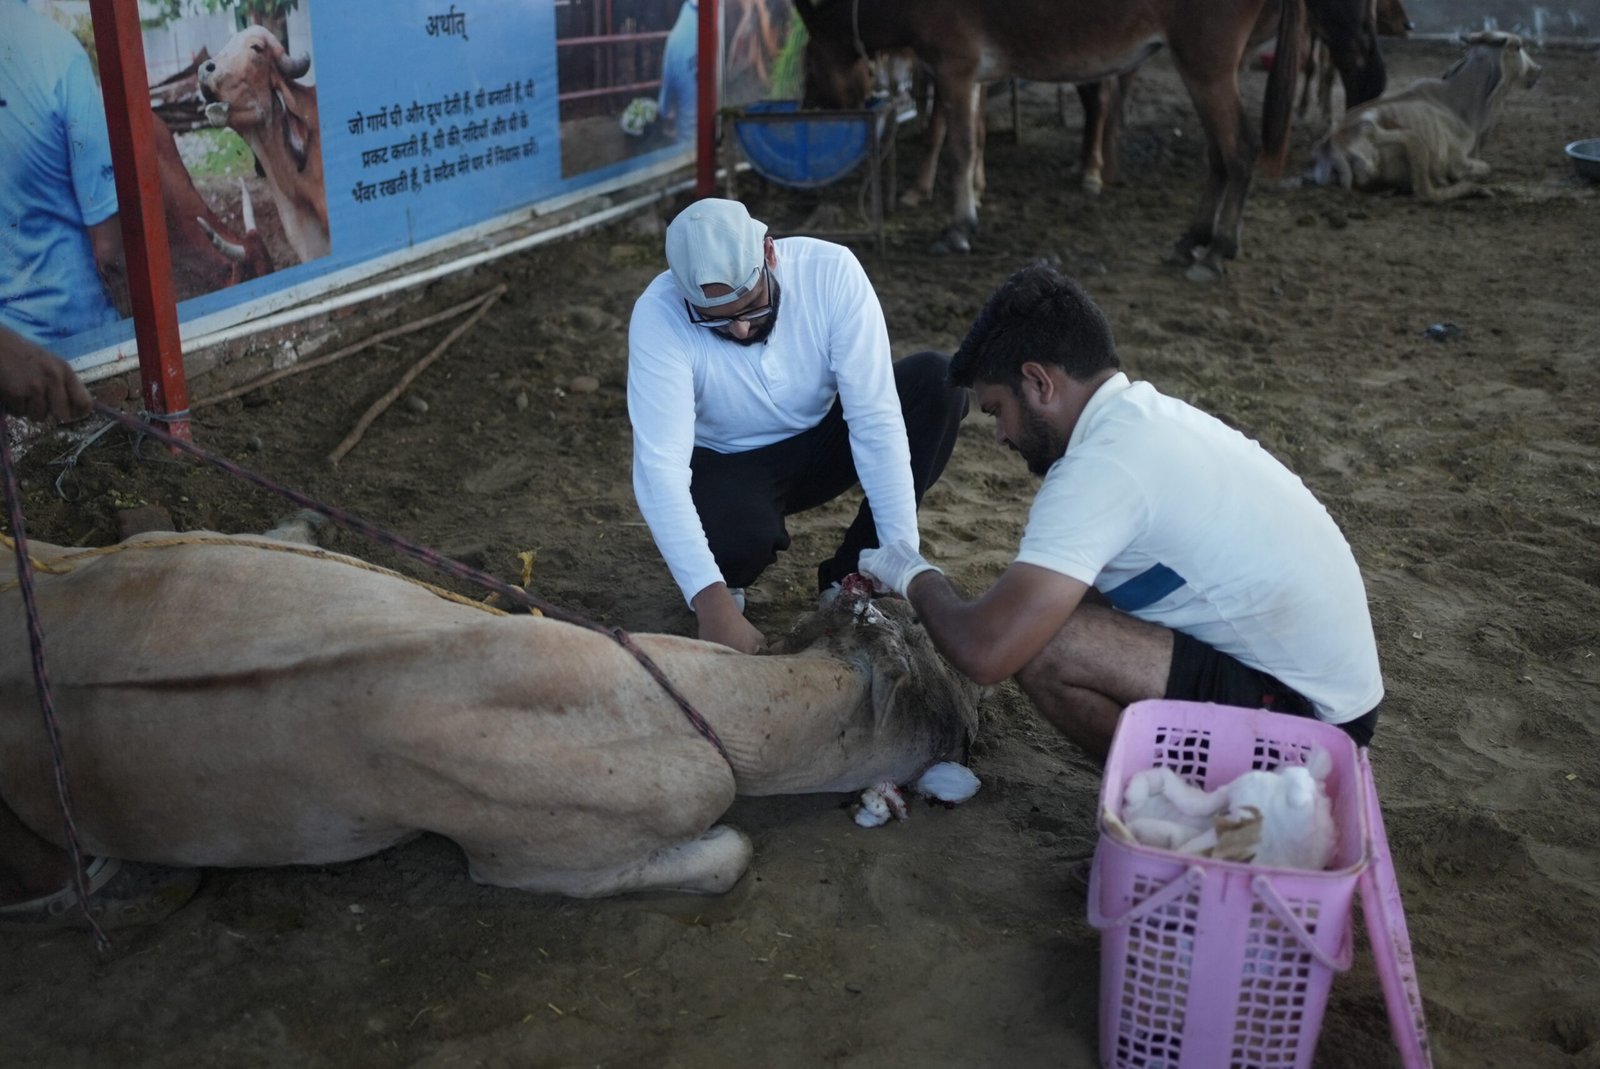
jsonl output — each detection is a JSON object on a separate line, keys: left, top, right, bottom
{"left": 99, "top": 403, "right": 731, "bottom": 764}
{"left": 0, "top": 412, "right": 110, "bottom": 950}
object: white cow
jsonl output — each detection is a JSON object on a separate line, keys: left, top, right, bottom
{"left": 1, "top": 533, "right": 979, "bottom": 899}
{"left": 1309, "top": 31, "right": 1542, "bottom": 200}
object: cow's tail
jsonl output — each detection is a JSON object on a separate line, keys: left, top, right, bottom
{"left": 1260, "top": 0, "right": 1306, "bottom": 179}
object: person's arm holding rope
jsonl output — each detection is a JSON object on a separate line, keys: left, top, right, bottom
{"left": 0, "top": 326, "right": 94, "bottom": 424}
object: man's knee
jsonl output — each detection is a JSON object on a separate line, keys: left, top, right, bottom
{"left": 896, "top": 352, "right": 965, "bottom": 415}
{"left": 703, "top": 512, "right": 789, "bottom": 587}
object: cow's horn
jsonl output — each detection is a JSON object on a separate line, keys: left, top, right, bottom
{"left": 197, "top": 217, "right": 248, "bottom": 262}
{"left": 238, "top": 179, "right": 257, "bottom": 233}
{"left": 276, "top": 52, "right": 311, "bottom": 79}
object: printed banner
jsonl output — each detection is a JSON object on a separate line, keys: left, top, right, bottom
{"left": 1, "top": 0, "right": 699, "bottom": 369}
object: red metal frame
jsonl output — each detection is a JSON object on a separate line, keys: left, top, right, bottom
{"left": 88, "top": 0, "right": 190, "bottom": 440}
{"left": 695, "top": 0, "right": 718, "bottom": 197}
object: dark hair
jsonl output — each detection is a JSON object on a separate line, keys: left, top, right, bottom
{"left": 949, "top": 262, "right": 1120, "bottom": 390}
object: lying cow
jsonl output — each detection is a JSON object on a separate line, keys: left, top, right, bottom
{"left": 0, "top": 533, "right": 979, "bottom": 899}
{"left": 1308, "top": 31, "right": 1541, "bottom": 200}
{"left": 199, "top": 26, "right": 330, "bottom": 262}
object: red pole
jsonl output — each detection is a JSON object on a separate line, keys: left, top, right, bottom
{"left": 695, "top": 0, "right": 719, "bottom": 197}
{"left": 88, "top": 0, "right": 191, "bottom": 441}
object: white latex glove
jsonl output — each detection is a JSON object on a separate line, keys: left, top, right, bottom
{"left": 858, "top": 541, "right": 941, "bottom": 598}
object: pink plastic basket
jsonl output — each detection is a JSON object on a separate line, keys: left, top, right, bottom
{"left": 1088, "top": 700, "right": 1371, "bottom": 1069}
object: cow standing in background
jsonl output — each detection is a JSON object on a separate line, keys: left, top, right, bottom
{"left": 198, "top": 26, "right": 330, "bottom": 263}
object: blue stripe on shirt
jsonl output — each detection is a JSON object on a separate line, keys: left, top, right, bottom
{"left": 1104, "top": 563, "right": 1186, "bottom": 612}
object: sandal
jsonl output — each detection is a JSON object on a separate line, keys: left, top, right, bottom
{"left": 0, "top": 857, "right": 201, "bottom": 933}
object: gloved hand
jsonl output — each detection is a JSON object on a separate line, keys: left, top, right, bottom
{"left": 858, "top": 541, "right": 942, "bottom": 598}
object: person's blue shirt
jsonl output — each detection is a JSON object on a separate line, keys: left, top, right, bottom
{"left": 658, "top": 0, "right": 698, "bottom": 142}
{"left": 0, "top": 0, "right": 121, "bottom": 344}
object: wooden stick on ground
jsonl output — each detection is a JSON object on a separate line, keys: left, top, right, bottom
{"left": 193, "top": 288, "right": 503, "bottom": 409}
{"left": 325, "top": 284, "right": 507, "bottom": 467}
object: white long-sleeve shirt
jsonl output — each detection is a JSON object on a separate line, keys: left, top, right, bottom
{"left": 627, "top": 237, "right": 918, "bottom": 605}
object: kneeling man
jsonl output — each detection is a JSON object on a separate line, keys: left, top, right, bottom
{"left": 861, "top": 263, "right": 1383, "bottom": 759}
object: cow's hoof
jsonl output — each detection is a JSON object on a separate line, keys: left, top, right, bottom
{"left": 899, "top": 189, "right": 929, "bottom": 208}
{"left": 1185, "top": 259, "right": 1225, "bottom": 283}
{"left": 930, "top": 230, "right": 973, "bottom": 255}
{"left": 1165, "top": 246, "right": 1198, "bottom": 268}
{"left": 1081, "top": 174, "right": 1104, "bottom": 197}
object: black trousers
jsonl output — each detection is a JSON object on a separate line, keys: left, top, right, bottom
{"left": 689, "top": 350, "right": 968, "bottom": 592}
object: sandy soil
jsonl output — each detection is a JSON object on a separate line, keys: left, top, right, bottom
{"left": 4, "top": 38, "right": 1599, "bottom": 1069}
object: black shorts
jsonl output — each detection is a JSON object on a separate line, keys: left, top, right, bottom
{"left": 1164, "top": 631, "right": 1379, "bottom": 747}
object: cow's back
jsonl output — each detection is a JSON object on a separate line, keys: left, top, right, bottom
{"left": 0, "top": 534, "right": 719, "bottom": 866}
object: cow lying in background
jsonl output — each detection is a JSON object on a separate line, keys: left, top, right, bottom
{"left": 1308, "top": 31, "right": 1541, "bottom": 200}
{"left": 199, "top": 26, "right": 329, "bottom": 262}
{"left": 0, "top": 533, "right": 979, "bottom": 899}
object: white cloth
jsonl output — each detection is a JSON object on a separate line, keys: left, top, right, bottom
{"left": 1015, "top": 373, "right": 1383, "bottom": 724}
{"left": 628, "top": 236, "right": 918, "bottom": 605}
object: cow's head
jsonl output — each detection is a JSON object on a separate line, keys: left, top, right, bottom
{"left": 199, "top": 26, "right": 316, "bottom": 172}
{"left": 1461, "top": 31, "right": 1543, "bottom": 90}
{"left": 792, "top": 0, "right": 872, "bottom": 109}
{"left": 774, "top": 596, "right": 982, "bottom": 788}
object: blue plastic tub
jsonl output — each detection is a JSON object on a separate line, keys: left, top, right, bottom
{"left": 733, "top": 99, "right": 886, "bottom": 190}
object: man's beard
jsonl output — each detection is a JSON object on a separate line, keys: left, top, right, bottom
{"left": 720, "top": 279, "right": 781, "bottom": 346}
{"left": 1014, "top": 406, "right": 1067, "bottom": 477}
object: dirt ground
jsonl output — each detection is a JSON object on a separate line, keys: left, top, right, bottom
{"left": 4, "top": 38, "right": 1599, "bottom": 1069}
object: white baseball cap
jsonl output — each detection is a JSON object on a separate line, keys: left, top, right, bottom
{"left": 665, "top": 199, "right": 768, "bottom": 308}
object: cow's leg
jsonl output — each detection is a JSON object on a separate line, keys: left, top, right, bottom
{"left": 972, "top": 86, "right": 988, "bottom": 206}
{"left": 1316, "top": 44, "right": 1338, "bottom": 125}
{"left": 1077, "top": 82, "right": 1109, "bottom": 196}
{"left": 419, "top": 732, "right": 743, "bottom": 898}
{"left": 1102, "top": 72, "right": 1134, "bottom": 187}
{"left": 903, "top": 93, "right": 947, "bottom": 207}
{"left": 1167, "top": 68, "right": 1255, "bottom": 280}
{"left": 467, "top": 824, "right": 754, "bottom": 898}
{"left": 932, "top": 74, "right": 982, "bottom": 254}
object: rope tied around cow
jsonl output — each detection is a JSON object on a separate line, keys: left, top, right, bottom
{"left": 1, "top": 401, "right": 734, "bottom": 939}
{"left": 0, "top": 533, "right": 523, "bottom": 616}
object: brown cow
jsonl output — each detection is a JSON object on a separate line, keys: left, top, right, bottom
{"left": 198, "top": 26, "right": 329, "bottom": 263}
{"left": 902, "top": 76, "right": 1133, "bottom": 209}
{"left": 1297, "top": 0, "right": 1413, "bottom": 128}
{"left": 795, "top": 0, "right": 1306, "bottom": 279}
{"left": 1309, "top": 32, "right": 1541, "bottom": 200}
{"left": 0, "top": 533, "right": 980, "bottom": 899}
{"left": 151, "top": 115, "right": 273, "bottom": 299}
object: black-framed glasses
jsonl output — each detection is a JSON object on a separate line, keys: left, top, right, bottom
{"left": 684, "top": 266, "right": 775, "bottom": 330}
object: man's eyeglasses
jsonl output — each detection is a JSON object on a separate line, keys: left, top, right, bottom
{"left": 684, "top": 267, "right": 775, "bottom": 330}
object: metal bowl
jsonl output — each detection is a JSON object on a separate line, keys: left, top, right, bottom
{"left": 1565, "top": 139, "right": 1600, "bottom": 182}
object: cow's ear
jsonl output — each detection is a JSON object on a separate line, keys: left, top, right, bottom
{"left": 277, "top": 89, "right": 310, "bottom": 171}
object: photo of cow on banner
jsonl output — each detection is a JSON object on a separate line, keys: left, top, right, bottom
{"left": 0, "top": 0, "right": 326, "bottom": 358}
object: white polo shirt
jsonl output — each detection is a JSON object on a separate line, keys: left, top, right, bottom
{"left": 627, "top": 236, "right": 918, "bottom": 605}
{"left": 1016, "top": 373, "right": 1384, "bottom": 724}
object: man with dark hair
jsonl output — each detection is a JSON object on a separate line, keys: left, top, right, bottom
{"left": 628, "top": 198, "right": 968, "bottom": 654}
{"left": 859, "top": 262, "right": 1383, "bottom": 759}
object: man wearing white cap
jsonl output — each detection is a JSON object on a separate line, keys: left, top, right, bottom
{"left": 628, "top": 198, "right": 967, "bottom": 653}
